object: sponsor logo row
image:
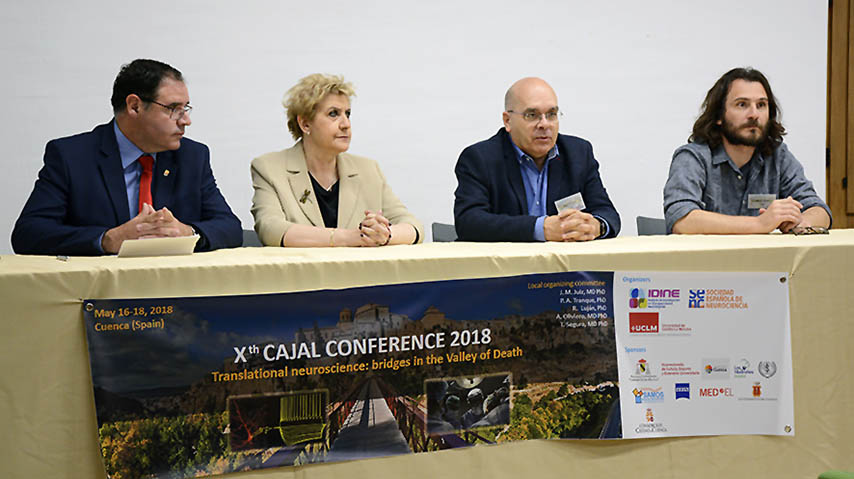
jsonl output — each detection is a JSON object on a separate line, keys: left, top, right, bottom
{"left": 632, "top": 381, "right": 774, "bottom": 403}
{"left": 631, "top": 357, "right": 777, "bottom": 381}
{"left": 628, "top": 288, "right": 749, "bottom": 310}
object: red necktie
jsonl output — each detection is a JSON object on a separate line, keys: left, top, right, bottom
{"left": 138, "top": 155, "right": 154, "bottom": 213}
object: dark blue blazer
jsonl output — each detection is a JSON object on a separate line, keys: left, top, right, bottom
{"left": 12, "top": 121, "right": 242, "bottom": 255}
{"left": 453, "top": 128, "right": 620, "bottom": 242}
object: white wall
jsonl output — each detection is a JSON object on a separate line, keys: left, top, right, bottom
{"left": 0, "top": 1, "right": 827, "bottom": 252}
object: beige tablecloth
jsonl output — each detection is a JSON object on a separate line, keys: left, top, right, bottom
{"left": 1, "top": 231, "right": 852, "bottom": 479}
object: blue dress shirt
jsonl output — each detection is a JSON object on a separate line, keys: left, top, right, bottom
{"left": 511, "top": 140, "right": 609, "bottom": 241}
{"left": 511, "top": 141, "right": 558, "bottom": 241}
{"left": 94, "top": 122, "right": 157, "bottom": 252}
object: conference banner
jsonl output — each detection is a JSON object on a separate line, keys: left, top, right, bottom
{"left": 83, "top": 271, "right": 792, "bottom": 479}
{"left": 613, "top": 272, "right": 794, "bottom": 438}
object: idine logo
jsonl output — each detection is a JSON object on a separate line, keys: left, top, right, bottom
{"left": 629, "top": 288, "right": 647, "bottom": 308}
{"left": 689, "top": 289, "right": 705, "bottom": 308}
{"left": 675, "top": 383, "right": 690, "bottom": 400}
{"left": 629, "top": 312, "right": 659, "bottom": 333}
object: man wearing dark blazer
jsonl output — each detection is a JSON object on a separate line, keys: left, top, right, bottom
{"left": 12, "top": 59, "right": 241, "bottom": 255}
{"left": 454, "top": 77, "right": 620, "bottom": 242}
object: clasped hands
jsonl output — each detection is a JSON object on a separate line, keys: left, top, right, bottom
{"left": 543, "top": 209, "right": 600, "bottom": 242}
{"left": 358, "top": 210, "right": 392, "bottom": 247}
{"left": 101, "top": 203, "right": 194, "bottom": 253}
{"left": 757, "top": 196, "right": 804, "bottom": 233}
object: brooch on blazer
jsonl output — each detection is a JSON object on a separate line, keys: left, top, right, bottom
{"left": 299, "top": 189, "right": 311, "bottom": 203}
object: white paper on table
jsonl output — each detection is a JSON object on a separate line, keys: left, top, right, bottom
{"left": 117, "top": 235, "right": 200, "bottom": 258}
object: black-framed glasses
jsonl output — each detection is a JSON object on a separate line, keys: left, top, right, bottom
{"left": 789, "top": 226, "right": 829, "bottom": 235}
{"left": 141, "top": 98, "right": 193, "bottom": 120}
{"left": 506, "top": 108, "right": 562, "bottom": 123}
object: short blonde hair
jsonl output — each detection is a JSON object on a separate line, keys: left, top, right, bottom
{"left": 283, "top": 73, "right": 355, "bottom": 141}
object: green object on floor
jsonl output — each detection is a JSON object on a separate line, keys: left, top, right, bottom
{"left": 819, "top": 471, "right": 854, "bottom": 479}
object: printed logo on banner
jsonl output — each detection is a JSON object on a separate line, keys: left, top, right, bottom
{"left": 675, "top": 383, "right": 690, "bottom": 400}
{"left": 629, "top": 288, "right": 647, "bottom": 309}
{"left": 688, "top": 288, "right": 748, "bottom": 309}
{"left": 636, "top": 358, "right": 649, "bottom": 375}
{"left": 733, "top": 359, "right": 754, "bottom": 378}
{"left": 630, "top": 358, "right": 659, "bottom": 382}
{"left": 632, "top": 387, "right": 664, "bottom": 404}
{"left": 660, "top": 321, "right": 693, "bottom": 334}
{"left": 699, "top": 387, "right": 734, "bottom": 398}
{"left": 634, "top": 408, "right": 668, "bottom": 434}
{"left": 661, "top": 362, "right": 700, "bottom": 377}
{"left": 629, "top": 312, "right": 659, "bottom": 333}
{"left": 630, "top": 288, "right": 680, "bottom": 309}
{"left": 738, "top": 380, "right": 778, "bottom": 402}
{"left": 758, "top": 361, "right": 777, "bottom": 378}
{"left": 702, "top": 358, "right": 730, "bottom": 379}
{"left": 688, "top": 289, "right": 705, "bottom": 308}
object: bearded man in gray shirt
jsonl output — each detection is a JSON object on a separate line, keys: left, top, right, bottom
{"left": 663, "top": 67, "right": 831, "bottom": 234}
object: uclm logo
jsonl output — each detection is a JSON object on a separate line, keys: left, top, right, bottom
{"left": 629, "top": 312, "right": 659, "bottom": 333}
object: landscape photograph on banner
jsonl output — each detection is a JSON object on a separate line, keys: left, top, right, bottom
{"left": 84, "top": 272, "right": 619, "bottom": 479}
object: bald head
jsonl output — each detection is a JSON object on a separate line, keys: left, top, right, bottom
{"left": 502, "top": 77, "right": 560, "bottom": 162}
{"left": 504, "top": 77, "right": 557, "bottom": 111}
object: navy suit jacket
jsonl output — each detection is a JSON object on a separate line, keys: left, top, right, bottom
{"left": 453, "top": 128, "right": 620, "bottom": 242}
{"left": 12, "top": 121, "right": 242, "bottom": 255}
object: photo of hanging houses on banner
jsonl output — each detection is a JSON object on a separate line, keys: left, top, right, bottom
{"left": 84, "top": 271, "right": 618, "bottom": 479}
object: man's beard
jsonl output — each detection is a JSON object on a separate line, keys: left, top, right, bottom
{"left": 721, "top": 117, "right": 769, "bottom": 147}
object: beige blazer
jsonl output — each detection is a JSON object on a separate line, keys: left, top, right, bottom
{"left": 251, "top": 142, "right": 424, "bottom": 246}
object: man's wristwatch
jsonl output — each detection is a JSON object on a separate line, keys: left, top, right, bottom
{"left": 597, "top": 218, "right": 606, "bottom": 238}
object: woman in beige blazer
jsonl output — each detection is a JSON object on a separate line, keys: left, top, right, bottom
{"left": 251, "top": 74, "right": 423, "bottom": 247}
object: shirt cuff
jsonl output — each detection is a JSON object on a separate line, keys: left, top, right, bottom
{"left": 665, "top": 201, "right": 702, "bottom": 234}
{"left": 592, "top": 215, "right": 609, "bottom": 239}
{"left": 533, "top": 216, "right": 546, "bottom": 242}
{"left": 95, "top": 232, "right": 106, "bottom": 254}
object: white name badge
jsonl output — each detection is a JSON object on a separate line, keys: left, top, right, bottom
{"left": 748, "top": 194, "right": 776, "bottom": 209}
{"left": 555, "top": 192, "right": 586, "bottom": 213}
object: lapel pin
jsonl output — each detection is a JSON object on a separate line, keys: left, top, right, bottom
{"left": 163, "top": 169, "right": 170, "bottom": 177}
{"left": 299, "top": 189, "right": 311, "bottom": 203}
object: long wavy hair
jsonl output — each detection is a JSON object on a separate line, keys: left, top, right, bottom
{"left": 690, "top": 67, "right": 785, "bottom": 157}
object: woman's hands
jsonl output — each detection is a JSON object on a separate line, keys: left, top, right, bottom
{"left": 359, "top": 210, "right": 391, "bottom": 246}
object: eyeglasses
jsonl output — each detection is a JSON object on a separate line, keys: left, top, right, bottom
{"left": 789, "top": 226, "right": 829, "bottom": 235}
{"left": 142, "top": 98, "right": 193, "bottom": 120}
{"left": 506, "top": 108, "right": 562, "bottom": 123}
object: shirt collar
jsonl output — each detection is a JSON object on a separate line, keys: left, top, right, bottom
{"left": 510, "top": 138, "right": 559, "bottom": 167}
{"left": 113, "top": 120, "right": 156, "bottom": 169}
{"left": 712, "top": 144, "right": 765, "bottom": 171}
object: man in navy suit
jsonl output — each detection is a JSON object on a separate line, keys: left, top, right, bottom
{"left": 12, "top": 59, "right": 241, "bottom": 255}
{"left": 454, "top": 77, "right": 620, "bottom": 242}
